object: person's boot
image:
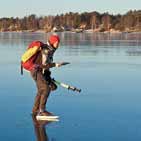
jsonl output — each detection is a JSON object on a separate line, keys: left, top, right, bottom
{"left": 36, "top": 109, "right": 59, "bottom": 120}
{"left": 42, "top": 110, "right": 54, "bottom": 116}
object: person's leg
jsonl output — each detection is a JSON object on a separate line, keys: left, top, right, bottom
{"left": 35, "top": 71, "right": 51, "bottom": 113}
{"left": 39, "top": 84, "right": 51, "bottom": 113}
{"left": 31, "top": 70, "right": 41, "bottom": 114}
{"left": 32, "top": 94, "right": 41, "bottom": 114}
{"left": 31, "top": 70, "right": 50, "bottom": 114}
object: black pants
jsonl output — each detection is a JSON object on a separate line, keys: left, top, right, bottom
{"left": 31, "top": 69, "right": 57, "bottom": 113}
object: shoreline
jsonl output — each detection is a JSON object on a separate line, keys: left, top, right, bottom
{"left": 0, "top": 29, "right": 140, "bottom": 34}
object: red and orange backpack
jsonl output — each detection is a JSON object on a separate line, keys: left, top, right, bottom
{"left": 21, "top": 41, "right": 44, "bottom": 74}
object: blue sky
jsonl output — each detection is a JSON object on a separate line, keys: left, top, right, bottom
{"left": 0, "top": 0, "right": 140, "bottom": 18}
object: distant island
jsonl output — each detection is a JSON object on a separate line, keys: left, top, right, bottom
{"left": 0, "top": 10, "right": 140, "bottom": 33}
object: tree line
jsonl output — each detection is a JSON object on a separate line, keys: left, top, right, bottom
{"left": 0, "top": 10, "right": 140, "bottom": 32}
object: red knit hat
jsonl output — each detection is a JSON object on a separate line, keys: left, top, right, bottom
{"left": 49, "top": 35, "right": 60, "bottom": 45}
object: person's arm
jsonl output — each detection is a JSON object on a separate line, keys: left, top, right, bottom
{"left": 40, "top": 63, "right": 56, "bottom": 69}
{"left": 41, "top": 49, "right": 70, "bottom": 69}
{"left": 40, "top": 62, "right": 65, "bottom": 69}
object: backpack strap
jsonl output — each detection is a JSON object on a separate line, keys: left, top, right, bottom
{"left": 21, "top": 61, "right": 23, "bottom": 75}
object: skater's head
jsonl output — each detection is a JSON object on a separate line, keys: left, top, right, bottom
{"left": 48, "top": 35, "right": 60, "bottom": 49}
